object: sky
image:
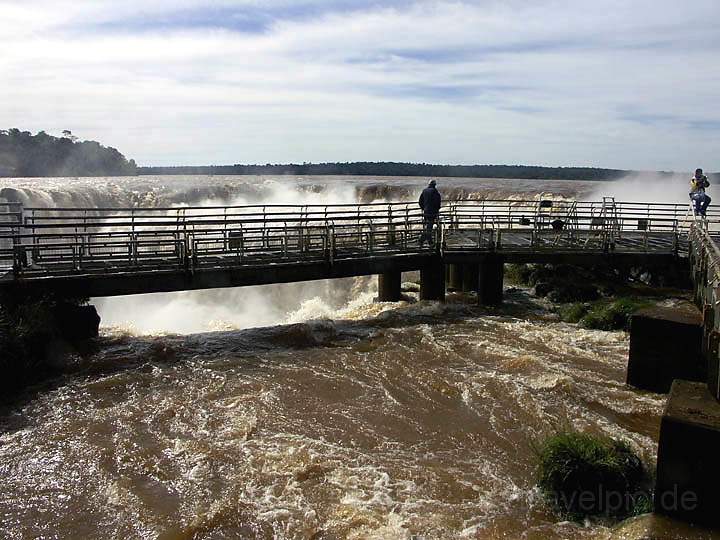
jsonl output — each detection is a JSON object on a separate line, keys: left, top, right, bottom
{"left": 1, "top": 0, "right": 718, "bottom": 170}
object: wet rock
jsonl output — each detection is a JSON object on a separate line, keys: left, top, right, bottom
{"left": 547, "top": 283, "right": 600, "bottom": 303}
{"left": 274, "top": 319, "right": 338, "bottom": 348}
{"left": 44, "top": 338, "right": 79, "bottom": 370}
{"left": 534, "top": 282, "right": 554, "bottom": 297}
{"left": 401, "top": 281, "right": 421, "bottom": 293}
{"left": 147, "top": 341, "right": 178, "bottom": 363}
{"left": 294, "top": 463, "right": 332, "bottom": 482}
{"left": 609, "top": 512, "right": 719, "bottom": 540}
{"left": 52, "top": 303, "right": 100, "bottom": 341}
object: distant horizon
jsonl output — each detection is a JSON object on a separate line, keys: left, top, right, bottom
{"left": 6, "top": 128, "right": 715, "bottom": 180}
{"left": 137, "top": 161, "right": 714, "bottom": 176}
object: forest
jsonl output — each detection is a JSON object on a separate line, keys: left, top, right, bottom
{"left": 141, "top": 162, "right": 715, "bottom": 182}
{"left": 139, "top": 162, "right": 635, "bottom": 181}
{"left": 0, "top": 129, "right": 137, "bottom": 177}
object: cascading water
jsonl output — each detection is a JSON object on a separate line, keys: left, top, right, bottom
{"left": 0, "top": 175, "right": 700, "bottom": 539}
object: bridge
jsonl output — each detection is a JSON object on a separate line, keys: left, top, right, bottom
{"left": 0, "top": 197, "right": 708, "bottom": 303}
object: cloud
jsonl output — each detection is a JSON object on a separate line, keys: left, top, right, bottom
{"left": 1, "top": 0, "right": 718, "bottom": 170}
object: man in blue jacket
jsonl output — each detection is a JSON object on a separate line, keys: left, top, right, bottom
{"left": 418, "top": 179, "right": 441, "bottom": 247}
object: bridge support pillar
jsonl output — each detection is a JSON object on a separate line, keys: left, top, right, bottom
{"left": 627, "top": 307, "right": 704, "bottom": 393}
{"left": 701, "top": 305, "right": 720, "bottom": 399}
{"left": 420, "top": 259, "right": 445, "bottom": 301}
{"left": 655, "top": 380, "right": 720, "bottom": 526}
{"left": 461, "top": 264, "right": 479, "bottom": 292}
{"left": 377, "top": 271, "right": 402, "bottom": 302}
{"left": 447, "top": 264, "right": 464, "bottom": 291}
{"left": 477, "top": 256, "right": 504, "bottom": 305}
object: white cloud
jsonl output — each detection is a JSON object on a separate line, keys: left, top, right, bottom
{"left": 1, "top": 0, "right": 718, "bottom": 170}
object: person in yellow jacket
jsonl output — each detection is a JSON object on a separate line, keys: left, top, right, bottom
{"left": 689, "top": 168, "right": 711, "bottom": 217}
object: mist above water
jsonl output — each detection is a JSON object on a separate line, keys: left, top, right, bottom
{"left": 588, "top": 172, "right": 693, "bottom": 205}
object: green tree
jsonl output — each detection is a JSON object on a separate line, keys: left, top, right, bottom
{"left": 0, "top": 129, "right": 137, "bottom": 177}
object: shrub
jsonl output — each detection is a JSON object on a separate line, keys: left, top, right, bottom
{"left": 580, "top": 298, "right": 651, "bottom": 331}
{"left": 505, "top": 263, "right": 534, "bottom": 285}
{"left": 558, "top": 303, "right": 589, "bottom": 323}
{"left": 535, "top": 430, "right": 652, "bottom": 520}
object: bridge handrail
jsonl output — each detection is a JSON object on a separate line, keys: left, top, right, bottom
{"left": 1, "top": 198, "right": 709, "bottom": 281}
{"left": 6, "top": 202, "right": 711, "bottom": 234}
{"left": 21, "top": 200, "right": 697, "bottom": 212}
{"left": 22, "top": 200, "right": 416, "bottom": 211}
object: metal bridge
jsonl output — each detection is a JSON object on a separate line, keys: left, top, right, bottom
{"left": 0, "top": 198, "right": 712, "bottom": 299}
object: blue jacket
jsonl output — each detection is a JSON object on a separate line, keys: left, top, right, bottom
{"left": 419, "top": 186, "right": 441, "bottom": 216}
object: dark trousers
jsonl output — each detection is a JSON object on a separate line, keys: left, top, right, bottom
{"left": 420, "top": 214, "right": 437, "bottom": 246}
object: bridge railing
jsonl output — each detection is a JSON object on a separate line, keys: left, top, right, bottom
{"left": 2, "top": 202, "right": 440, "bottom": 276}
{"left": 443, "top": 199, "right": 694, "bottom": 229}
{"left": 0, "top": 199, "right": 712, "bottom": 278}
{"left": 19, "top": 202, "right": 422, "bottom": 232}
{"left": 688, "top": 223, "right": 720, "bottom": 399}
{"left": 0, "top": 202, "right": 24, "bottom": 273}
{"left": 441, "top": 199, "right": 697, "bottom": 253}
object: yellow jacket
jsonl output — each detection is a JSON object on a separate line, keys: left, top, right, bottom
{"left": 690, "top": 175, "right": 709, "bottom": 193}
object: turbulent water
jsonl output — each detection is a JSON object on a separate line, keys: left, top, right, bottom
{"left": 0, "top": 175, "right": 701, "bottom": 539}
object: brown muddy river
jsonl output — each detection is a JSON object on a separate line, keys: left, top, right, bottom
{"left": 0, "top": 175, "right": 704, "bottom": 539}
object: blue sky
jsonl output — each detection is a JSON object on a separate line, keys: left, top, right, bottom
{"left": 1, "top": 0, "right": 718, "bottom": 170}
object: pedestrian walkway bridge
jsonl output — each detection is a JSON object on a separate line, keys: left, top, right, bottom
{"left": 0, "top": 198, "right": 714, "bottom": 300}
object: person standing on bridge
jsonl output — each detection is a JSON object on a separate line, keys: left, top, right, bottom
{"left": 689, "top": 168, "right": 711, "bottom": 217}
{"left": 419, "top": 179, "right": 441, "bottom": 247}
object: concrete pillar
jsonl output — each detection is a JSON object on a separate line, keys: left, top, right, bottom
{"left": 477, "top": 256, "right": 504, "bottom": 305}
{"left": 627, "top": 306, "right": 704, "bottom": 393}
{"left": 420, "top": 259, "right": 445, "bottom": 301}
{"left": 655, "top": 380, "right": 720, "bottom": 526}
{"left": 707, "top": 330, "right": 720, "bottom": 399}
{"left": 377, "top": 271, "right": 402, "bottom": 302}
{"left": 701, "top": 304, "right": 714, "bottom": 355}
{"left": 447, "top": 264, "right": 464, "bottom": 291}
{"left": 701, "top": 304, "right": 720, "bottom": 398}
{"left": 461, "top": 264, "right": 479, "bottom": 292}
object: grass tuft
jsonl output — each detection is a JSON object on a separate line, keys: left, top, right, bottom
{"left": 557, "top": 303, "right": 590, "bottom": 323}
{"left": 579, "top": 298, "right": 651, "bottom": 331}
{"left": 557, "top": 298, "right": 652, "bottom": 331}
{"left": 535, "top": 430, "right": 652, "bottom": 520}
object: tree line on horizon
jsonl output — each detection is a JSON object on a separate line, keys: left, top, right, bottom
{"left": 0, "top": 129, "right": 137, "bottom": 177}
{"left": 140, "top": 162, "right": 634, "bottom": 181}
{"left": 1, "top": 129, "right": 716, "bottom": 182}
{"left": 140, "top": 162, "right": 718, "bottom": 182}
